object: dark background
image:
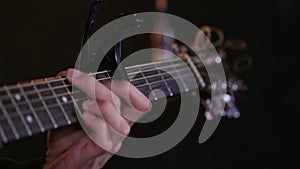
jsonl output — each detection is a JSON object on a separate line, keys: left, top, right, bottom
{"left": 0, "top": 0, "right": 299, "bottom": 168}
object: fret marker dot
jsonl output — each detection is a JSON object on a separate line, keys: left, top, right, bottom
{"left": 221, "top": 83, "right": 227, "bottom": 89}
{"left": 232, "top": 84, "right": 238, "bottom": 91}
{"left": 211, "top": 82, "right": 217, "bottom": 90}
{"left": 62, "top": 96, "right": 68, "bottom": 103}
{"left": 26, "top": 115, "right": 33, "bottom": 123}
{"left": 215, "top": 56, "right": 222, "bottom": 64}
{"left": 15, "top": 94, "right": 21, "bottom": 101}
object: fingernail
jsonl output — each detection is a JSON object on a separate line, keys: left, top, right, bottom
{"left": 141, "top": 99, "right": 152, "bottom": 112}
{"left": 132, "top": 91, "right": 152, "bottom": 112}
{"left": 110, "top": 104, "right": 130, "bottom": 135}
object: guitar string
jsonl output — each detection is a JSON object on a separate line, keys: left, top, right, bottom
{"left": 0, "top": 70, "right": 111, "bottom": 92}
{"left": 0, "top": 57, "right": 179, "bottom": 91}
{"left": 1, "top": 61, "right": 191, "bottom": 96}
{"left": 0, "top": 97, "right": 87, "bottom": 139}
{"left": 0, "top": 74, "right": 187, "bottom": 130}
{"left": 0, "top": 51, "right": 219, "bottom": 139}
{"left": 0, "top": 59, "right": 212, "bottom": 121}
{"left": 127, "top": 64, "right": 193, "bottom": 81}
{"left": 0, "top": 70, "right": 210, "bottom": 121}
{"left": 0, "top": 72, "right": 209, "bottom": 126}
{"left": 0, "top": 68, "right": 202, "bottom": 118}
{"left": 0, "top": 72, "right": 200, "bottom": 139}
{"left": 0, "top": 71, "right": 212, "bottom": 137}
{"left": 0, "top": 56, "right": 207, "bottom": 92}
{"left": 0, "top": 73, "right": 195, "bottom": 134}
{"left": 122, "top": 57, "right": 188, "bottom": 69}
{"left": 0, "top": 62, "right": 206, "bottom": 101}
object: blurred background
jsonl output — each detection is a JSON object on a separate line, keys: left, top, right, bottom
{"left": 0, "top": 0, "right": 299, "bottom": 168}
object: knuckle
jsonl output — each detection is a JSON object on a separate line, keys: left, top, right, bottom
{"left": 100, "top": 101, "right": 112, "bottom": 111}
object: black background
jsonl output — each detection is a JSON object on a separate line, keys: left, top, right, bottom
{"left": 0, "top": 0, "right": 299, "bottom": 168}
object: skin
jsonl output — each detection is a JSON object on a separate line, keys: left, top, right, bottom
{"left": 43, "top": 69, "right": 151, "bottom": 169}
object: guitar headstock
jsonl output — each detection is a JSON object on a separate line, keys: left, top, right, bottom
{"left": 171, "top": 25, "right": 252, "bottom": 120}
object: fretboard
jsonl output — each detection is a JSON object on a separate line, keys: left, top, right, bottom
{"left": 0, "top": 57, "right": 204, "bottom": 145}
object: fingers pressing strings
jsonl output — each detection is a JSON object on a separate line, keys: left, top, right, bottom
{"left": 66, "top": 69, "right": 119, "bottom": 104}
{"left": 82, "top": 100, "right": 129, "bottom": 135}
{"left": 65, "top": 69, "right": 152, "bottom": 148}
{"left": 66, "top": 69, "right": 130, "bottom": 135}
{"left": 104, "top": 80, "right": 152, "bottom": 123}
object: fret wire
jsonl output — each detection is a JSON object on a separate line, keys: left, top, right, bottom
{"left": 127, "top": 69, "right": 211, "bottom": 87}
{"left": 0, "top": 71, "right": 199, "bottom": 122}
{"left": 0, "top": 87, "right": 92, "bottom": 114}
{"left": 0, "top": 70, "right": 112, "bottom": 92}
{"left": 172, "top": 60, "right": 189, "bottom": 92}
{"left": 0, "top": 94, "right": 20, "bottom": 140}
{"left": 0, "top": 77, "right": 111, "bottom": 101}
{"left": 1, "top": 67, "right": 201, "bottom": 113}
{"left": 138, "top": 82, "right": 171, "bottom": 101}
{"left": 4, "top": 74, "right": 190, "bottom": 119}
{"left": 0, "top": 57, "right": 207, "bottom": 94}
{"left": 154, "top": 64, "right": 173, "bottom": 97}
{"left": 89, "top": 69, "right": 112, "bottom": 76}
{"left": 0, "top": 96, "right": 85, "bottom": 121}
{"left": 18, "top": 83, "right": 45, "bottom": 132}
{"left": 138, "top": 66, "right": 158, "bottom": 100}
{"left": 135, "top": 72, "right": 196, "bottom": 89}
{"left": 125, "top": 58, "right": 210, "bottom": 82}
{"left": 129, "top": 66, "right": 191, "bottom": 83}
{"left": 126, "top": 61, "right": 186, "bottom": 76}
{"left": 0, "top": 60, "right": 200, "bottom": 102}
{"left": 32, "top": 83, "right": 58, "bottom": 128}
{"left": 61, "top": 78, "right": 82, "bottom": 117}
{"left": 105, "top": 70, "right": 112, "bottom": 79}
{"left": 0, "top": 69, "right": 165, "bottom": 101}
{"left": 0, "top": 123, "right": 8, "bottom": 143}
{"left": 0, "top": 97, "right": 87, "bottom": 129}
{"left": 0, "top": 71, "right": 112, "bottom": 101}
{"left": 0, "top": 58, "right": 212, "bottom": 140}
{"left": 47, "top": 81, "right": 71, "bottom": 125}
{"left": 36, "top": 97, "right": 86, "bottom": 125}
{"left": 132, "top": 73, "right": 211, "bottom": 92}
{"left": 4, "top": 86, "right": 32, "bottom": 136}
{"left": 0, "top": 60, "right": 210, "bottom": 122}
{"left": 125, "top": 57, "right": 185, "bottom": 70}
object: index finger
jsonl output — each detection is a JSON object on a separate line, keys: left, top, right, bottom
{"left": 105, "top": 80, "right": 151, "bottom": 112}
{"left": 66, "top": 69, "right": 118, "bottom": 102}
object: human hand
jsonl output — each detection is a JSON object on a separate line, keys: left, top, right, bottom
{"left": 43, "top": 69, "right": 151, "bottom": 169}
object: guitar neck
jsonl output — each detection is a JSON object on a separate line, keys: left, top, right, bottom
{"left": 0, "top": 57, "right": 204, "bottom": 145}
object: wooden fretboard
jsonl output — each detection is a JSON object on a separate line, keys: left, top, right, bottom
{"left": 0, "top": 57, "right": 205, "bottom": 145}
